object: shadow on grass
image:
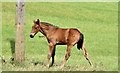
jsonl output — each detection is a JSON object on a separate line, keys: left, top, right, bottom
{"left": 8, "top": 38, "right": 15, "bottom": 58}
{"left": 31, "top": 60, "right": 45, "bottom": 66}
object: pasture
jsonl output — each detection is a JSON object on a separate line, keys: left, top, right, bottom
{"left": 2, "top": 2, "right": 118, "bottom": 71}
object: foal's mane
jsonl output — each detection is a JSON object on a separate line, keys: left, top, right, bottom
{"left": 41, "top": 22, "right": 59, "bottom": 28}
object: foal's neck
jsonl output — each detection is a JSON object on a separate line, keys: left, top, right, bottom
{"left": 40, "top": 23, "right": 57, "bottom": 37}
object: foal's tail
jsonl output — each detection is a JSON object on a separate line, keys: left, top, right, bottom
{"left": 77, "top": 33, "right": 84, "bottom": 50}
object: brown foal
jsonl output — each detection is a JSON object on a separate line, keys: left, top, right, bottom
{"left": 30, "top": 19, "right": 92, "bottom": 68}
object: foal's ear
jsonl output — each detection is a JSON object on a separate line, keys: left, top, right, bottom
{"left": 36, "top": 19, "right": 40, "bottom": 25}
{"left": 33, "top": 19, "right": 40, "bottom": 25}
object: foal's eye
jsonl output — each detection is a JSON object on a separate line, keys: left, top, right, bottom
{"left": 35, "top": 28, "right": 37, "bottom": 29}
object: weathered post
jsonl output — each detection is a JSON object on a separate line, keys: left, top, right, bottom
{"left": 15, "top": 0, "right": 25, "bottom": 62}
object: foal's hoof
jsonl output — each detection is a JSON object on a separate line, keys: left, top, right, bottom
{"left": 90, "top": 63, "right": 93, "bottom": 67}
{"left": 60, "top": 64, "right": 64, "bottom": 69}
{"left": 89, "top": 61, "right": 93, "bottom": 66}
{"left": 46, "top": 64, "right": 50, "bottom": 68}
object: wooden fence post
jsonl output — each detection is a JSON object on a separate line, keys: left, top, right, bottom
{"left": 15, "top": 0, "right": 25, "bottom": 62}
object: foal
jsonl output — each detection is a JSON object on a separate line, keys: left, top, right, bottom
{"left": 30, "top": 19, "right": 92, "bottom": 68}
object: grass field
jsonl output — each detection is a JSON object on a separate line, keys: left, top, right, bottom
{"left": 2, "top": 2, "right": 118, "bottom": 71}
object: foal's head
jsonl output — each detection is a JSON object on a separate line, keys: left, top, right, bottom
{"left": 30, "top": 19, "right": 40, "bottom": 38}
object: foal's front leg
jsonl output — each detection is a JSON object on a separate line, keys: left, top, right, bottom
{"left": 47, "top": 42, "right": 55, "bottom": 68}
{"left": 50, "top": 46, "right": 56, "bottom": 67}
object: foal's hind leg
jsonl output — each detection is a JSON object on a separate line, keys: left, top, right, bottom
{"left": 61, "top": 44, "right": 73, "bottom": 68}
{"left": 82, "top": 43, "right": 92, "bottom": 65}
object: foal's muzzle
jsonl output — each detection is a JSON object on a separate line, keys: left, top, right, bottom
{"left": 30, "top": 35, "right": 34, "bottom": 38}
{"left": 30, "top": 33, "right": 35, "bottom": 38}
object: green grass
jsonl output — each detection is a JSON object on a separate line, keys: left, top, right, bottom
{"left": 2, "top": 2, "right": 118, "bottom": 71}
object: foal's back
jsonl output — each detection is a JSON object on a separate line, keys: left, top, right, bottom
{"left": 51, "top": 28, "right": 81, "bottom": 45}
